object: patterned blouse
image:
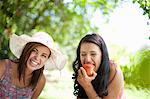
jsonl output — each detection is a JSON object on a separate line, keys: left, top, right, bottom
{"left": 0, "top": 59, "right": 34, "bottom": 99}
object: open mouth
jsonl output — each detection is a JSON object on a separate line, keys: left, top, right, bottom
{"left": 30, "top": 60, "right": 39, "bottom": 67}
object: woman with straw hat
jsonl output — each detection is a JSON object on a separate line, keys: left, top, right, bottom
{"left": 0, "top": 32, "right": 66, "bottom": 98}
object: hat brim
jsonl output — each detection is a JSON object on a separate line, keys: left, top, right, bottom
{"left": 10, "top": 34, "right": 67, "bottom": 70}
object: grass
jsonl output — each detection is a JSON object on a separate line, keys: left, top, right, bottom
{"left": 39, "top": 69, "right": 150, "bottom": 99}
{"left": 125, "top": 87, "right": 150, "bottom": 99}
{"left": 39, "top": 69, "right": 75, "bottom": 99}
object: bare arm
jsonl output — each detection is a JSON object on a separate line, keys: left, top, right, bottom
{"left": 76, "top": 86, "right": 102, "bottom": 99}
{"left": 78, "top": 62, "right": 124, "bottom": 99}
{"left": 83, "top": 83, "right": 102, "bottom": 99}
{"left": 31, "top": 74, "right": 46, "bottom": 99}
{"left": 77, "top": 65, "right": 124, "bottom": 99}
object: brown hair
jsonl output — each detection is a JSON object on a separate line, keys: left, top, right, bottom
{"left": 18, "top": 42, "right": 50, "bottom": 89}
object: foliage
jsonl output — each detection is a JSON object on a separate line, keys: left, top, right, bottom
{"left": 133, "top": 0, "right": 150, "bottom": 19}
{"left": 0, "top": 0, "right": 118, "bottom": 61}
{"left": 131, "top": 0, "right": 150, "bottom": 89}
{"left": 122, "top": 48, "right": 150, "bottom": 89}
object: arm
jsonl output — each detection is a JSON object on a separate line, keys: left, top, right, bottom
{"left": 77, "top": 67, "right": 102, "bottom": 99}
{"left": 31, "top": 74, "right": 46, "bottom": 99}
{"left": 83, "top": 83, "right": 102, "bottom": 99}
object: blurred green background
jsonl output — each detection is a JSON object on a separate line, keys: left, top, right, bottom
{"left": 0, "top": 0, "right": 150, "bottom": 99}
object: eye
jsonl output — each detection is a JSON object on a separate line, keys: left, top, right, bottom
{"left": 42, "top": 54, "right": 48, "bottom": 58}
{"left": 81, "top": 53, "right": 86, "bottom": 57}
{"left": 91, "top": 53, "right": 96, "bottom": 56}
{"left": 32, "top": 49, "right": 36, "bottom": 51}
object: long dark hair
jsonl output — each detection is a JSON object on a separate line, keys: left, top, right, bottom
{"left": 72, "top": 33, "right": 110, "bottom": 98}
{"left": 18, "top": 42, "right": 49, "bottom": 89}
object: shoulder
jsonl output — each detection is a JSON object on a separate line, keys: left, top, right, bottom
{"left": 0, "top": 59, "right": 18, "bottom": 79}
{"left": 108, "top": 60, "right": 117, "bottom": 82}
{"left": 109, "top": 60, "right": 117, "bottom": 68}
{"left": 109, "top": 60, "right": 122, "bottom": 76}
{"left": 0, "top": 59, "right": 7, "bottom": 79}
{"left": 109, "top": 60, "right": 124, "bottom": 81}
{"left": 107, "top": 60, "right": 124, "bottom": 98}
{"left": 0, "top": 59, "right": 6, "bottom": 66}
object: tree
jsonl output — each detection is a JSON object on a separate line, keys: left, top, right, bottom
{"left": 0, "top": 0, "right": 118, "bottom": 62}
{"left": 122, "top": 48, "right": 150, "bottom": 89}
{"left": 133, "top": 0, "right": 150, "bottom": 19}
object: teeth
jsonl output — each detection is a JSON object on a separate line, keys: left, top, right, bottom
{"left": 31, "top": 60, "right": 38, "bottom": 65}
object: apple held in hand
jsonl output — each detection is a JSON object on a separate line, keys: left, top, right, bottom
{"left": 83, "top": 64, "right": 95, "bottom": 76}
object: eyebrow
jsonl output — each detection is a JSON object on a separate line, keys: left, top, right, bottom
{"left": 90, "top": 51, "right": 97, "bottom": 53}
{"left": 81, "top": 51, "right": 96, "bottom": 53}
{"left": 34, "top": 48, "right": 38, "bottom": 52}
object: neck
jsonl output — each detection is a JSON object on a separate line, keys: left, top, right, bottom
{"left": 24, "top": 68, "right": 33, "bottom": 80}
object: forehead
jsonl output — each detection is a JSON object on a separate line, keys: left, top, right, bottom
{"left": 80, "top": 42, "right": 101, "bottom": 52}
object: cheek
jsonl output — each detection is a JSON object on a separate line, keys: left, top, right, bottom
{"left": 29, "top": 52, "right": 36, "bottom": 58}
{"left": 38, "top": 60, "right": 46, "bottom": 69}
{"left": 38, "top": 59, "right": 48, "bottom": 69}
{"left": 42, "top": 58, "right": 48, "bottom": 65}
{"left": 80, "top": 57, "right": 84, "bottom": 65}
{"left": 96, "top": 57, "right": 101, "bottom": 64}
{"left": 95, "top": 57, "right": 102, "bottom": 71}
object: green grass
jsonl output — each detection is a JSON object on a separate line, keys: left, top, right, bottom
{"left": 39, "top": 70, "right": 150, "bottom": 99}
{"left": 125, "top": 87, "right": 150, "bottom": 99}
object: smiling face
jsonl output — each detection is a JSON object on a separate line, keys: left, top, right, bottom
{"left": 80, "top": 42, "right": 102, "bottom": 72}
{"left": 26, "top": 45, "right": 50, "bottom": 71}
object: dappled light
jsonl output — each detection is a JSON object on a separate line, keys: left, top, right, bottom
{"left": 0, "top": 0, "right": 149, "bottom": 99}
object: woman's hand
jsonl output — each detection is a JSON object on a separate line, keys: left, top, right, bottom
{"left": 77, "top": 67, "right": 102, "bottom": 99}
{"left": 77, "top": 67, "right": 97, "bottom": 88}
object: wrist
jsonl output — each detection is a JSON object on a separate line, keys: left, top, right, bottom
{"left": 83, "top": 84, "right": 101, "bottom": 99}
{"left": 83, "top": 82, "right": 93, "bottom": 90}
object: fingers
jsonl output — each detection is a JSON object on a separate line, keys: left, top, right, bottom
{"left": 80, "top": 67, "right": 87, "bottom": 77}
{"left": 77, "top": 68, "right": 97, "bottom": 85}
{"left": 91, "top": 71, "right": 97, "bottom": 79}
{"left": 78, "top": 67, "right": 87, "bottom": 78}
{"left": 77, "top": 69, "right": 85, "bottom": 83}
{"left": 78, "top": 67, "right": 97, "bottom": 78}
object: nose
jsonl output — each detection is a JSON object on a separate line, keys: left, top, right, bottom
{"left": 35, "top": 54, "right": 40, "bottom": 61}
{"left": 85, "top": 54, "right": 92, "bottom": 63}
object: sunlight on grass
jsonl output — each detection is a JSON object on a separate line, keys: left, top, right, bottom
{"left": 39, "top": 69, "right": 76, "bottom": 99}
{"left": 125, "top": 88, "right": 150, "bottom": 99}
{"left": 39, "top": 69, "right": 150, "bottom": 99}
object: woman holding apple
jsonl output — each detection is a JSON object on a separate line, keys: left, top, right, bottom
{"left": 72, "top": 33, "right": 125, "bottom": 99}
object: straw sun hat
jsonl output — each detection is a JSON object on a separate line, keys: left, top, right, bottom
{"left": 9, "top": 32, "right": 67, "bottom": 70}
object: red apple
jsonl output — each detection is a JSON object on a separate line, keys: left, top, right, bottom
{"left": 83, "top": 64, "right": 95, "bottom": 76}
